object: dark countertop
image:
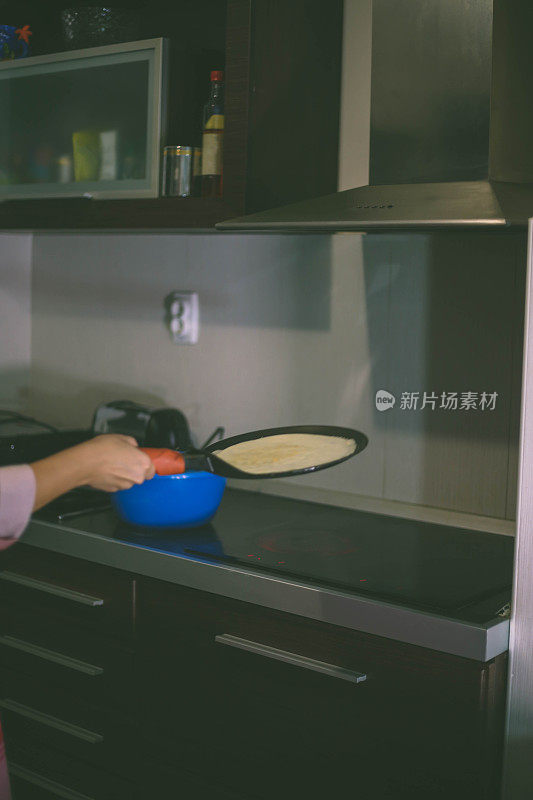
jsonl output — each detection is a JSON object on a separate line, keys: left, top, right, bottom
{"left": 21, "top": 489, "right": 512, "bottom": 662}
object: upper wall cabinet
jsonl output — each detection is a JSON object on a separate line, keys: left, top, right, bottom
{"left": 0, "top": 39, "right": 166, "bottom": 200}
{"left": 0, "top": 0, "right": 343, "bottom": 231}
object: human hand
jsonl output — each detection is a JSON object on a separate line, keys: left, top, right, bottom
{"left": 75, "top": 434, "right": 156, "bottom": 492}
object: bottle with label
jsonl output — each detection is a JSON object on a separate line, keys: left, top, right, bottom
{"left": 201, "top": 70, "right": 224, "bottom": 198}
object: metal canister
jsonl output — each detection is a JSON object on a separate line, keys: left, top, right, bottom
{"left": 162, "top": 145, "right": 192, "bottom": 197}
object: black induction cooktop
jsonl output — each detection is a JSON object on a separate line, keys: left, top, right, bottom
{"left": 103, "top": 490, "right": 514, "bottom": 622}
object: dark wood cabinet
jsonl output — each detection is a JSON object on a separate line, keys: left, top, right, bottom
{"left": 7, "top": 739, "right": 136, "bottom": 800}
{"left": 0, "top": 545, "right": 508, "bottom": 799}
{"left": 0, "top": 546, "right": 135, "bottom": 636}
{"left": 137, "top": 579, "right": 508, "bottom": 800}
{"left": 0, "top": 545, "right": 137, "bottom": 798}
{"left": 0, "top": 0, "right": 343, "bottom": 231}
{"left": 0, "top": 617, "right": 134, "bottom": 712}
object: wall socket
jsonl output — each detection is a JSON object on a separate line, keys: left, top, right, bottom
{"left": 164, "top": 291, "right": 199, "bottom": 344}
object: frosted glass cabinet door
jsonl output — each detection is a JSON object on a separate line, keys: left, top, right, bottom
{"left": 0, "top": 38, "right": 167, "bottom": 199}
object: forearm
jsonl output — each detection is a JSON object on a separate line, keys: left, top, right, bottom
{"left": 0, "top": 464, "right": 36, "bottom": 542}
{"left": 30, "top": 447, "right": 90, "bottom": 511}
{"left": 28, "top": 435, "right": 153, "bottom": 511}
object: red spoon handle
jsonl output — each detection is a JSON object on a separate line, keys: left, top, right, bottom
{"left": 141, "top": 447, "right": 186, "bottom": 475}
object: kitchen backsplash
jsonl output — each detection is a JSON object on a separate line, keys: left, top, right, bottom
{"left": 24, "top": 229, "right": 525, "bottom": 525}
{"left": 0, "top": 234, "right": 32, "bottom": 411}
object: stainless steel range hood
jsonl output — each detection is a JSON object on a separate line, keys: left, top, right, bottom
{"left": 217, "top": 1, "right": 533, "bottom": 232}
{"left": 216, "top": 180, "right": 533, "bottom": 232}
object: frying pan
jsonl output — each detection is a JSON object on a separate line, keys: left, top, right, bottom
{"left": 142, "top": 425, "right": 368, "bottom": 480}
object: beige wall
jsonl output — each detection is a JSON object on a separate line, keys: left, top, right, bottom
{"left": 29, "top": 229, "right": 524, "bottom": 528}
{"left": 0, "top": 234, "right": 32, "bottom": 411}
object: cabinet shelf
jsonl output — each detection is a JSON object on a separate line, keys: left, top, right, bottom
{"left": 0, "top": 0, "right": 343, "bottom": 231}
{"left": 0, "top": 197, "right": 240, "bottom": 230}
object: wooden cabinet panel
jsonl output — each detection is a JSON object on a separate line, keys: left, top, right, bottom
{"left": 246, "top": 0, "right": 343, "bottom": 212}
{"left": 0, "top": 546, "right": 507, "bottom": 800}
{"left": 0, "top": 662, "right": 135, "bottom": 774}
{"left": 0, "top": 611, "right": 134, "bottom": 712}
{"left": 0, "top": 546, "right": 134, "bottom": 637}
{"left": 137, "top": 579, "right": 486, "bottom": 691}
{"left": 141, "top": 759, "right": 251, "bottom": 800}
{"left": 7, "top": 740, "right": 136, "bottom": 800}
{"left": 137, "top": 579, "right": 507, "bottom": 800}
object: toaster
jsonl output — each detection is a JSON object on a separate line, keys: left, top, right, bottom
{"left": 91, "top": 400, "right": 194, "bottom": 450}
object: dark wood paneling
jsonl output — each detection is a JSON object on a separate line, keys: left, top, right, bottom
{"left": 246, "top": 0, "right": 343, "bottom": 212}
{"left": 0, "top": 197, "right": 240, "bottom": 231}
{"left": 7, "top": 739, "right": 136, "bottom": 800}
{"left": 141, "top": 759, "right": 249, "bottom": 800}
{"left": 0, "top": 665, "right": 135, "bottom": 773}
{"left": 222, "top": 0, "right": 252, "bottom": 211}
{"left": 137, "top": 578, "right": 491, "bottom": 684}
{"left": 0, "top": 546, "right": 508, "bottom": 799}
{"left": 0, "top": 545, "right": 134, "bottom": 636}
{"left": 0, "top": 611, "right": 134, "bottom": 711}
{"left": 137, "top": 578, "right": 507, "bottom": 800}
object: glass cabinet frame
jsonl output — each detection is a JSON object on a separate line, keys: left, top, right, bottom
{"left": 0, "top": 38, "right": 167, "bottom": 200}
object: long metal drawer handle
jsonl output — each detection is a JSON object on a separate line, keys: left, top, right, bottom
{"left": 0, "top": 634, "right": 104, "bottom": 676}
{"left": 0, "top": 698, "right": 103, "bottom": 744}
{"left": 215, "top": 634, "right": 367, "bottom": 684}
{"left": 9, "top": 763, "right": 96, "bottom": 800}
{"left": 0, "top": 571, "right": 104, "bottom": 607}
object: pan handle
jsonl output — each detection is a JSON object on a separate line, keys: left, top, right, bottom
{"left": 140, "top": 447, "right": 186, "bottom": 475}
{"left": 141, "top": 448, "right": 213, "bottom": 475}
{"left": 200, "top": 426, "right": 225, "bottom": 450}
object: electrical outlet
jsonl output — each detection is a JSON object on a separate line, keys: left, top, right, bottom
{"left": 164, "top": 291, "right": 199, "bottom": 344}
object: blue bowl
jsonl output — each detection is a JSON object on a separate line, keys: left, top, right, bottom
{"left": 112, "top": 471, "right": 226, "bottom": 528}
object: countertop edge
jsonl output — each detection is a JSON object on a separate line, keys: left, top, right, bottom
{"left": 20, "top": 519, "right": 509, "bottom": 663}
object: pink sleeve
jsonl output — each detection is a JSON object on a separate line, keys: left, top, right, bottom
{"left": 0, "top": 465, "right": 36, "bottom": 548}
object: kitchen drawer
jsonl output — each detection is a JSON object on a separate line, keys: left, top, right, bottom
{"left": 141, "top": 757, "right": 252, "bottom": 800}
{"left": 0, "top": 546, "right": 134, "bottom": 636}
{"left": 139, "top": 641, "right": 485, "bottom": 798}
{"left": 0, "top": 612, "right": 134, "bottom": 711}
{"left": 137, "top": 580, "right": 504, "bottom": 800}
{"left": 7, "top": 740, "right": 136, "bottom": 800}
{"left": 141, "top": 729, "right": 387, "bottom": 800}
{"left": 0, "top": 666, "right": 135, "bottom": 775}
{"left": 141, "top": 722, "right": 481, "bottom": 800}
{"left": 138, "top": 579, "right": 487, "bottom": 697}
